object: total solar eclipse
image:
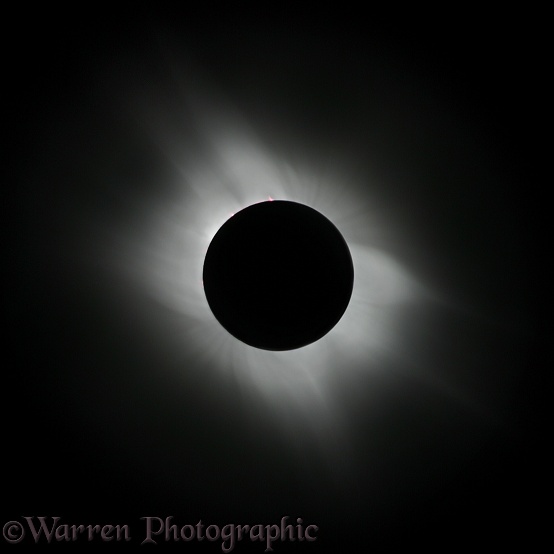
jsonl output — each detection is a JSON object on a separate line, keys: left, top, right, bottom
{"left": 202, "top": 200, "right": 354, "bottom": 350}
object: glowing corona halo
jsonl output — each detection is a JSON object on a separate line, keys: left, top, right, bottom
{"left": 107, "top": 74, "right": 426, "bottom": 429}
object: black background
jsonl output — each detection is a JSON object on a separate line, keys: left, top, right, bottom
{"left": 4, "top": 5, "right": 542, "bottom": 551}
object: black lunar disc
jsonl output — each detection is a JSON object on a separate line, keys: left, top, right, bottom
{"left": 203, "top": 200, "right": 354, "bottom": 350}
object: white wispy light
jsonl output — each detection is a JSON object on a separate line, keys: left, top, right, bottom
{"left": 71, "top": 32, "right": 530, "bottom": 490}
{"left": 75, "top": 39, "right": 532, "bottom": 491}
{"left": 101, "top": 65, "right": 429, "bottom": 455}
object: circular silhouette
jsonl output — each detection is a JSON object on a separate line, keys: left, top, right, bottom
{"left": 203, "top": 200, "right": 354, "bottom": 350}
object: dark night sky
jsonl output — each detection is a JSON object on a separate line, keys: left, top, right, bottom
{"left": 4, "top": 6, "right": 543, "bottom": 551}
